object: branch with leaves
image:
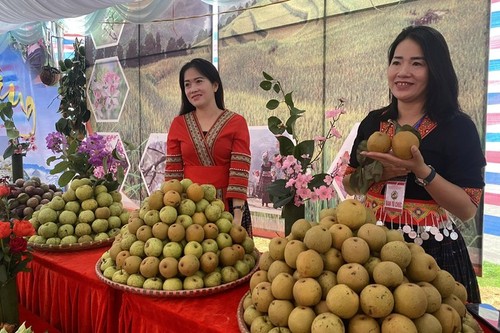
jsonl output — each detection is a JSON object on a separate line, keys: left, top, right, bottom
{"left": 259, "top": 71, "right": 346, "bottom": 208}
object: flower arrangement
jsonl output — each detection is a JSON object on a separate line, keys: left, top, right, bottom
{"left": 0, "top": 102, "right": 36, "bottom": 159}
{"left": 259, "top": 71, "right": 346, "bottom": 209}
{"left": 0, "top": 177, "right": 35, "bottom": 284}
{"left": 45, "top": 132, "right": 126, "bottom": 190}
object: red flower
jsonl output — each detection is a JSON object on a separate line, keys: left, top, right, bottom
{"left": 0, "top": 185, "right": 9, "bottom": 197}
{"left": 12, "top": 219, "right": 35, "bottom": 237}
{"left": 9, "top": 237, "right": 28, "bottom": 253}
{"left": 0, "top": 221, "right": 11, "bottom": 238}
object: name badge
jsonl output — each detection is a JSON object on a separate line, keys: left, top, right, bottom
{"left": 384, "top": 180, "right": 406, "bottom": 213}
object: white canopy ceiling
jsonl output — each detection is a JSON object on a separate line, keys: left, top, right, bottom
{"left": 0, "top": 0, "right": 134, "bottom": 32}
{"left": 0, "top": 0, "right": 249, "bottom": 35}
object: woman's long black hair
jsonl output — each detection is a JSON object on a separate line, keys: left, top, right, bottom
{"left": 381, "top": 25, "right": 462, "bottom": 124}
{"left": 178, "top": 58, "right": 225, "bottom": 115}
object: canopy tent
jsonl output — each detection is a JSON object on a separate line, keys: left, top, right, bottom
{"left": 0, "top": 0, "right": 248, "bottom": 46}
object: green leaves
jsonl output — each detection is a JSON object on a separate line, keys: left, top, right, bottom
{"left": 294, "top": 140, "right": 314, "bottom": 168}
{"left": 49, "top": 160, "right": 71, "bottom": 174}
{"left": 57, "top": 171, "right": 77, "bottom": 187}
{"left": 56, "top": 38, "right": 88, "bottom": 141}
{"left": 259, "top": 80, "right": 272, "bottom": 91}
{"left": 0, "top": 102, "right": 13, "bottom": 119}
{"left": 260, "top": 72, "right": 302, "bottom": 144}
{"left": 0, "top": 102, "right": 26, "bottom": 159}
{"left": 266, "top": 99, "right": 280, "bottom": 110}
{"left": 276, "top": 135, "right": 295, "bottom": 156}
{"left": 349, "top": 139, "right": 385, "bottom": 195}
{"left": 2, "top": 144, "right": 15, "bottom": 160}
{"left": 267, "top": 179, "right": 294, "bottom": 208}
{"left": 268, "top": 116, "right": 285, "bottom": 135}
{"left": 262, "top": 71, "right": 274, "bottom": 80}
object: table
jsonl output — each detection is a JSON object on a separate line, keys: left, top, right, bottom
{"left": 18, "top": 304, "right": 61, "bottom": 333}
{"left": 17, "top": 247, "right": 120, "bottom": 333}
{"left": 118, "top": 284, "right": 247, "bottom": 333}
{"left": 17, "top": 247, "right": 249, "bottom": 333}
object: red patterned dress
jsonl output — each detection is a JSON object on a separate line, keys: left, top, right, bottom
{"left": 165, "top": 109, "right": 252, "bottom": 234}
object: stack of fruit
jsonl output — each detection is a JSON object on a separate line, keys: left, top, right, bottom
{"left": 241, "top": 198, "right": 483, "bottom": 333}
{"left": 6, "top": 177, "right": 63, "bottom": 219}
{"left": 97, "top": 178, "right": 257, "bottom": 291}
{"left": 28, "top": 177, "right": 128, "bottom": 246}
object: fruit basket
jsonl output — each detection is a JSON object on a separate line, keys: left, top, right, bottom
{"left": 237, "top": 290, "right": 251, "bottom": 333}
{"left": 29, "top": 237, "right": 115, "bottom": 252}
{"left": 95, "top": 250, "right": 259, "bottom": 298}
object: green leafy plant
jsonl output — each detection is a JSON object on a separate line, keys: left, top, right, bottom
{"left": 259, "top": 71, "right": 346, "bottom": 208}
{"left": 0, "top": 102, "right": 35, "bottom": 160}
{"left": 55, "top": 38, "right": 90, "bottom": 141}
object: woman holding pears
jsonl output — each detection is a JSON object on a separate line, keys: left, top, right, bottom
{"left": 342, "top": 26, "right": 485, "bottom": 303}
{"left": 165, "top": 58, "right": 252, "bottom": 236}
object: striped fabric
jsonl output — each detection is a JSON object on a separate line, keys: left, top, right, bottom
{"left": 485, "top": 0, "right": 500, "bottom": 236}
{"left": 63, "top": 33, "right": 84, "bottom": 60}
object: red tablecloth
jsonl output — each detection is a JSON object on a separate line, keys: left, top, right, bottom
{"left": 118, "top": 285, "right": 247, "bottom": 333}
{"left": 19, "top": 304, "right": 61, "bottom": 333}
{"left": 17, "top": 247, "right": 120, "bottom": 333}
{"left": 16, "top": 247, "right": 249, "bottom": 333}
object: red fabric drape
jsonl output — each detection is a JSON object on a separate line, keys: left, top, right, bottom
{"left": 18, "top": 305, "right": 61, "bottom": 333}
{"left": 118, "top": 284, "right": 247, "bottom": 333}
{"left": 17, "top": 248, "right": 120, "bottom": 333}
{"left": 17, "top": 247, "right": 249, "bottom": 333}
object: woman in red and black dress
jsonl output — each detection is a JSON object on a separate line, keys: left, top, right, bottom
{"left": 165, "top": 58, "right": 252, "bottom": 236}
{"left": 343, "top": 26, "right": 485, "bottom": 303}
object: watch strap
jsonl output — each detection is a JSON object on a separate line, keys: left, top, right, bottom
{"left": 415, "top": 165, "right": 436, "bottom": 187}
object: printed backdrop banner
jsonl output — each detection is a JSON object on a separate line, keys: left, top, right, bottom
{"left": 0, "top": 37, "right": 60, "bottom": 183}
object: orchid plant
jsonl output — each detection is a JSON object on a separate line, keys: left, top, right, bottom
{"left": 259, "top": 71, "right": 346, "bottom": 209}
{"left": 45, "top": 132, "right": 126, "bottom": 190}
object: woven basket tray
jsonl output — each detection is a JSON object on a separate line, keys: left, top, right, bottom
{"left": 29, "top": 237, "right": 114, "bottom": 252}
{"left": 95, "top": 250, "right": 259, "bottom": 298}
{"left": 237, "top": 290, "right": 251, "bottom": 333}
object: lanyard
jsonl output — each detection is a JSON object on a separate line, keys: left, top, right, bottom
{"left": 413, "top": 115, "right": 426, "bottom": 129}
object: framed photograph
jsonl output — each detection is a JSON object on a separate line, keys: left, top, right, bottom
{"left": 248, "top": 126, "right": 286, "bottom": 237}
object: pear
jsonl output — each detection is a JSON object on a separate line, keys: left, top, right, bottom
{"left": 392, "top": 130, "right": 420, "bottom": 160}
{"left": 367, "top": 131, "right": 392, "bottom": 153}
